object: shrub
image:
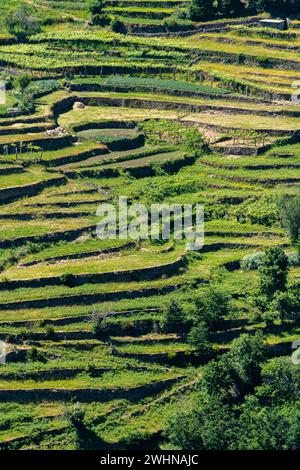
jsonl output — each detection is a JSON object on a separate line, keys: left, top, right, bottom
{"left": 189, "top": 0, "right": 215, "bottom": 21}
{"left": 278, "top": 194, "right": 300, "bottom": 243}
{"left": 26, "top": 347, "right": 47, "bottom": 363}
{"left": 160, "top": 299, "right": 188, "bottom": 333}
{"left": 259, "top": 247, "right": 289, "bottom": 299}
{"left": 242, "top": 252, "right": 299, "bottom": 271}
{"left": 60, "top": 273, "right": 77, "bottom": 288}
{"left": 241, "top": 252, "right": 265, "bottom": 271}
{"left": 44, "top": 325, "right": 55, "bottom": 339}
{"left": 187, "top": 323, "right": 214, "bottom": 359}
{"left": 192, "top": 286, "right": 230, "bottom": 328}
{"left": 65, "top": 403, "right": 86, "bottom": 430}
{"left": 110, "top": 17, "right": 127, "bottom": 34}
{"left": 163, "top": 17, "right": 193, "bottom": 32}
{"left": 5, "top": 4, "right": 41, "bottom": 41}
{"left": 85, "top": 363, "right": 98, "bottom": 377}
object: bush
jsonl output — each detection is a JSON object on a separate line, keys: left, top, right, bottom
{"left": 110, "top": 17, "right": 127, "bottom": 34}
{"left": 192, "top": 286, "right": 230, "bottom": 328}
{"left": 242, "top": 251, "right": 299, "bottom": 271}
{"left": 189, "top": 0, "right": 215, "bottom": 21}
{"left": 5, "top": 4, "right": 41, "bottom": 41}
{"left": 163, "top": 17, "right": 194, "bottom": 32}
{"left": 26, "top": 347, "right": 47, "bottom": 363}
{"left": 160, "top": 299, "right": 189, "bottom": 333}
{"left": 60, "top": 273, "right": 77, "bottom": 288}
{"left": 65, "top": 403, "right": 86, "bottom": 430}
{"left": 259, "top": 247, "right": 289, "bottom": 299}
{"left": 278, "top": 194, "right": 300, "bottom": 243}
{"left": 241, "top": 252, "right": 265, "bottom": 271}
{"left": 44, "top": 325, "right": 55, "bottom": 339}
{"left": 187, "top": 323, "right": 214, "bottom": 359}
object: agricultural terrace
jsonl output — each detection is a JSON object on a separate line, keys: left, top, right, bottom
{"left": 0, "top": 0, "right": 299, "bottom": 452}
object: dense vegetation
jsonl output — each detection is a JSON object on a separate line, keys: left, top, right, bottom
{"left": 0, "top": 0, "right": 299, "bottom": 452}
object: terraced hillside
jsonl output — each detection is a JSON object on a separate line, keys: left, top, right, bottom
{"left": 0, "top": 6, "right": 299, "bottom": 451}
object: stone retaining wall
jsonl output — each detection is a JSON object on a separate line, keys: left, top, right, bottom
{"left": 0, "top": 377, "right": 181, "bottom": 403}
{"left": 0, "top": 223, "right": 95, "bottom": 249}
{"left": 0, "top": 175, "right": 66, "bottom": 205}
{"left": 0, "top": 285, "right": 180, "bottom": 310}
{"left": 0, "top": 256, "right": 186, "bottom": 290}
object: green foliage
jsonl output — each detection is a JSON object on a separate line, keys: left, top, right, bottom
{"left": 257, "top": 357, "right": 300, "bottom": 404}
{"left": 60, "top": 273, "right": 77, "bottom": 288}
{"left": 139, "top": 119, "right": 205, "bottom": 151}
{"left": 278, "top": 193, "right": 300, "bottom": 243}
{"left": 167, "top": 394, "right": 236, "bottom": 450}
{"left": 233, "top": 196, "right": 279, "bottom": 227}
{"left": 26, "top": 347, "right": 47, "bottom": 363}
{"left": 89, "top": 0, "right": 105, "bottom": 17}
{"left": 13, "top": 74, "right": 31, "bottom": 95}
{"left": 241, "top": 252, "right": 265, "bottom": 271}
{"left": 189, "top": 0, "right": 215, "bottom": 21}
{"left": 232, "top": 25, "right": 297, "bottom": 41}
{"left": 5, "top": 4, "right": 41, "bottom": 41}
{"left": 259, "top": 247, "right": 289, "bottom": 299}
{"left": 110, "top": 17, "right": 127, "bottom": 34}
{"left": 217, "top": 0, "right": 245, "bottom": 17}
{"left": 232, "top": 395, "right": 300, "bottom": 450}
{"left": 228, "top": 332, "right": 265, "bottom": 384}
{"left": 192, "top": 286, "right": 230, "bottom": 328}
{"left": 160, "top": 299, "right": 189, "bottom": 333}
{"left": 163, "top": 16, "right": 194, "bottom": 32}
{"left": 187, "top": 322, "right": 213, "bottom": 359}
{"left": 242, "top": 251, "right": 299, "bottom": 271}
{"left": 65, "top": 403, "right": 86, "bottom": 430}
{"left": 269, "top": 289, "right": 300, "bottom": 321}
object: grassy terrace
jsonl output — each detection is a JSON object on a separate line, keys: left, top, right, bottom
{"left": 0, "top": 168, "right": 61, "bottom": 190}
{"left": 72, "top": 89, "right": 300, "bottom": 111}
{"left": 59, "top": 102, "right": 300, "bottom": 134}
{"left": 4, "top": 245, "right": 183, "bottom": 279}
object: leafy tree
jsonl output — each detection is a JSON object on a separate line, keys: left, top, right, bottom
{"left": 217, "top": 0, "right": 245, "bottom": 17}
{"left": 257, "top": 357, "right": 300, "bottom": 404}
{"left": 189, "top": 0, "right": 215, "bottom": 21}
{"left": 5, "top": 4, "right": 41, "bottom": 41}
{"left": 261, "top": 0, "right": 300, "bottom": 15}
{"left": 160, "top": 299, "right": 188, "bottom": 333}
{"left": 278, "top": 194, "right": 300, "bottom": 243}
{"left": 193, "top": 286, "right": 230, "bottom": 328}
{"left": 13, "top": 74, "right": 31, "bottom": 95}
{"left": 234, "top": 396, "right": 300, "bottom": 450}
{"left": 166, "top": 394, "right": 236, "bottom": 450}
{"left": 89, "top": 0, "right": 105, "bottom": 16}
{"left": 187, "top": 322, "right": 213, "bottom": 359}
{"left": 201, "top": 356, "right": 237, "bottom": 399}
{"left": 259, "top": 247, "right": 289, "bottom": 299}
{"left": 166, "top": 406, "right": 204, "bottom": 450}
{"left": 89, "top": 0, "right": 109, "bottom": 25}
{"left": 183, "top": 127, "right": 206, "bottom": 151}
{"left": 228, "top": 332, "right": 265, "bottom": 384}
{"left": 110, "top": 17, "right": 127, "bottom": 34}
{"left": 270, "top": 290, "right": 300, "bottom": 321}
